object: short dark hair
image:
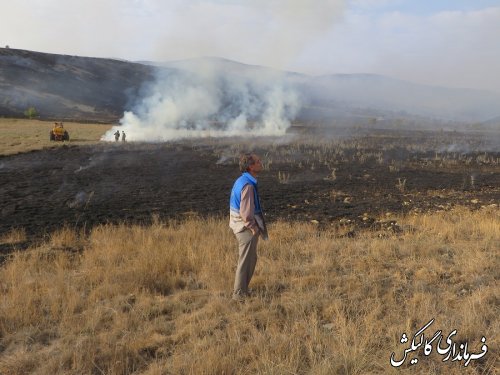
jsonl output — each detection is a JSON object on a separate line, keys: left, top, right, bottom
{"left": 239, "top": 153, "right": 257, "bottom": 172}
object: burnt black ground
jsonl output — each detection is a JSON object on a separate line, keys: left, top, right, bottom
{"left": 1, "top": 130, "right": 499, "bottom": 245}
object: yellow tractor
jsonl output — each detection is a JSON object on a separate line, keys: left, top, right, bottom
{"left": 50, "top": 122, "right": 69, "bottom": 141}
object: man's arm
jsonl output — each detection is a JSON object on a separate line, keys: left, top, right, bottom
{"left": 240, "top": 184, "right": 260, "bottom": 235}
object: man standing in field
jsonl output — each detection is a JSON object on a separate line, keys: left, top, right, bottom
{"left": 229, "top": 153, "right": 268, "bottom": 302}
{"left": 114, "top": 130, "right": 120, "bottom": 142}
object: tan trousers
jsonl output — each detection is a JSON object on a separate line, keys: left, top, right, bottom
{"left": 233, "top": 229, "right": 259, "bottom": 296}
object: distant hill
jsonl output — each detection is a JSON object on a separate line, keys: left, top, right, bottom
{"left": 152, "top": 56, "right": 500, "bottom": 123}
{"left": 0, "top": 48, "right": 156, "bottom": 122}
{"left": 154, "top": 56, "right": 284, "bottom": 75}
{"left": 299, "top": 74, "right": 500, "bottom": 122}
{"left": 1, "top": 49, "right": 500, "bottom": 124}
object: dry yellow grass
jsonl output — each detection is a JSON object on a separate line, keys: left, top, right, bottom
{"left": 0, "top": 228, "right": 26, "bottom": 245}
{"left": 0, "top": 118, "right": 112, "bottom": 156}
{"left": 0, "top": 207, "right": 498, "bottom": 374}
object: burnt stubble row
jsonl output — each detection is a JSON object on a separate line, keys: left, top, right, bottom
{"left": 1, "top": 129, "right": 498, "bottom": 242}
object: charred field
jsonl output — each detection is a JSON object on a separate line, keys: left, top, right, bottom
{"left": 0, "top": 125, "right": 499, "bottom": 374}
{"left": 0, "top": 127, "right": 499, "bottom": 246}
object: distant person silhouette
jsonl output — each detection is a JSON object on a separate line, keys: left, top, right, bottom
{"left": 114, "top": 130, "right": 120, "bottom": 142}
{"left": 122, "top": 131, "right": 126, "bottom": 142}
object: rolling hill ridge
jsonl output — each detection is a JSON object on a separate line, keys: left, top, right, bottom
{"left": 1, "top": 48, "right": 500, "bottom": 125}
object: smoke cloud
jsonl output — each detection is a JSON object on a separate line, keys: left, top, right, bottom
{"left": 102, "top": 63, "right": 301, "bottom": 141}
{"left": 101, "top": 0, "right": 344, "bottom": 141}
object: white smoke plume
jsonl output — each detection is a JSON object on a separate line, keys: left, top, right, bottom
{"left": 102, "top": 63, "right": 301, "bottom": 141}
{"left": 101, "top": 0, "right": 344, "bottom": 142}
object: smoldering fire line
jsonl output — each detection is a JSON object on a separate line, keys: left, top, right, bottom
{"left": 102, "top": 62, "right": 301, "bottom": 142}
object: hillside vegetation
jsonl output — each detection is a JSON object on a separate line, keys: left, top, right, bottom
{"left": 0, "top": 207, "right": 498, "bottom": 374}
{"left": 0, "top": 48, "right": 154, "bottom": 121}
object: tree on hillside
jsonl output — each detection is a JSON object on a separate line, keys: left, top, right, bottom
{"left": 24, "top": 107, "right": 38, "bottom": 119}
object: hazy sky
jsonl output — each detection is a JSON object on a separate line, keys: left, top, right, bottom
{"left": 2, "top": 0, "right": 499, "bottom": 92}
